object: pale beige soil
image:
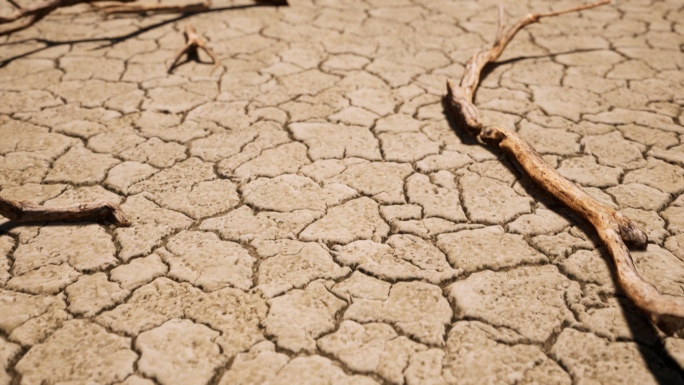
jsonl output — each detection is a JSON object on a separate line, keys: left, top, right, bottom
{"left": 1, "top": 0, "right": 684, "bottom": 384}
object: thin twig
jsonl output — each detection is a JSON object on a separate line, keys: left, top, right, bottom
{"left": 0, "top": 0, "right": 287, "bottom": 36}
{"left": 445, "top": 0, "right": 684, "bottom": 334}
{"left": 0, "top": 197, "right": 130, "bottom": 226}
{"left": 168, "top": 24, "right": 218, "bottom": 73}
{"left": 97, "top": 0, "right": 210, "bottom": 15}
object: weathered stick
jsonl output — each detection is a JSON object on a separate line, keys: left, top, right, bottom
{"left": 96, "top": 0, "right": 210, "bottom": 15}
{"left": 0, "top": 0, "right": 287, "bottom": 36}
{"left": 445, "top": 0, "right": 684, "bottom": 334}
{"left": 0, "top": 0, "right": 132, "bottom": 36}
{"left": 168, "top": 24, "right": 218, "bottom": 73}
{"left": 0, "top": 197, "right": 130, "bottom": 226}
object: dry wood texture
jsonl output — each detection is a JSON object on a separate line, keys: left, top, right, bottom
{"left": 0, "top": 197, "right": 130, "bottom": 226}
{"left": 445, "top": 0, "right": 684, "bottom": 334}
{"left": 0, "top": 0, "right": 287, "bottom": 36}
{"left": 168, "top": 24, "right": 218, "bottom": 73}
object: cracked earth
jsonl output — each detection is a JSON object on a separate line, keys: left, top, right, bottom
{"left": 0, "top": 0, "right": 683, "bottom": 384}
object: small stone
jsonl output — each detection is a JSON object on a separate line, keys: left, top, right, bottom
{"left": 137, "top": 319, "right": 224, "bottom": 385}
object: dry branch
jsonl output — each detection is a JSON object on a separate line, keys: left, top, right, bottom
{"left": 0, "top": 0, "right": 287, "bottom": 36}
{"left": 0, "top": 197, "right": 130, "bottom": 226}
{"left": 96, "top": 0, "right": 209, "bottom": 15}
{"left": 445, "top": 0, "right": 684, "bottom": 334}
{"left": 168, "top": 24, "right": 218, "bottom": 73}
{"left": 0, "top": 0, "right": 132, "bottom": 36}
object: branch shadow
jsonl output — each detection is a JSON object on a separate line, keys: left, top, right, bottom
{"left": 441, "top": 50, "right": 684, "bottom": 384}
{"left": 0, "top": 2, "right": 279, "bottom": 68}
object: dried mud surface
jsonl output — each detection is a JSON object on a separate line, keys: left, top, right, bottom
{"left": 1, "top": 0, "right": 684, "bottom": 384}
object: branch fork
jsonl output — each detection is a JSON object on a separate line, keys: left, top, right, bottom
{"left": 168, "top": 24, "right": 218, "bottom": 73}
{"left": 445, "top": 0, "right": 684, "bottom": 334}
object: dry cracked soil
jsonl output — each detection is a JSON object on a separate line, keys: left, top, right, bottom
{"left": 1, "top": 0, "right": 684, "bottom": 384}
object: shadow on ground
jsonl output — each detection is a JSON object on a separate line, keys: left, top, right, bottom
{"left": 441, "top": 53, "right": 684, "bottom": 384}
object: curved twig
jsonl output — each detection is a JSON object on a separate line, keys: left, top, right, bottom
{"left": 0, "top": 0, "right": 287, "bottom": 37}
{"left": 445, "top": 0, "right": 684, "bottom": 334}
{"left": 0, "top": 197, "right": 130, "bottom": 226}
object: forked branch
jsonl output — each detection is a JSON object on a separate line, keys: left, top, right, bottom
{"left": 168, "top": 24, "right": 218, "bottom": 73}
{"left": 0, "top": 197, "right": 130, "bottom": 226}
{"left": 445, "top": 0, "right": 684, "bottom": 334}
